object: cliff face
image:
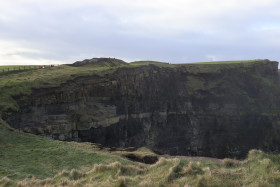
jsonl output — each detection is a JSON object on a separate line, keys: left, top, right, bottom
{"left": 6, "top": 60, "right": 280, "bottom": 158}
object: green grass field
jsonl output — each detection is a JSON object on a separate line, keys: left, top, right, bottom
{"left": 0, "top": 65, "right": 38, "bottom": 70}
{"left": 0, "top": 65, "right": 40, "bottom": 74}
{"left": 130, "top": 59, "right": 262, "bottom": 65}
{"left": 187, "top": 59, "right": 259, "bottom": 64}
{"left": 0, "top": 120, "right": 134, "bottom": 181}
{"left": 129, "top": 60, "right": 172, "bottom": 67}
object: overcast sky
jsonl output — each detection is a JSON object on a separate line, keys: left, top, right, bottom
{"left": 0, "top": 0, "right": 279, "bottom": 65}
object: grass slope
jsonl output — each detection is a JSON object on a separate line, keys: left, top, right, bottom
{"left": 0, "top": 63, "right": 126, "bottom": 117}
{"left": 0, "top": 120, "right": 134, "bottom": 181}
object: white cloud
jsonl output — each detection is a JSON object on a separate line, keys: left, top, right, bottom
{"left": 0, "top": 0, "right": 280, "bottom": 64}
{"left": 0, "top": 40, "right": 64, "bottom": 65}
{"left": 0, "top": 40, "right": 42, "bottom": 55}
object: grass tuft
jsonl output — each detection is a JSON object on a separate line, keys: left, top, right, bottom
{"left": 248, "top": 149, "right": 264, "bottom": 160}
{"left": 183, "top": 162, "right": 204, "bottom": 176}
{"left": 222, "top": 158, "right": 241, "bottom": 168}
{"left": 69, "top": 169, "right": 85, "bottom": 180}
{"left": 0, "top": 176, "right": 15, "bottom": 187}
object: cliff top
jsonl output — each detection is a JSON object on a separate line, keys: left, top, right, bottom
{"left": 130, "top": 59, "right": 274, "bottom": 66}
{"left": 0, "top": 58, "right": 278, "bottom": 117}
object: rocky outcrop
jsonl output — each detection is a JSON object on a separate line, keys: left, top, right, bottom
{"left": 6, "top": 60, "right": 280, "bottom": 158}
{"left": 71, "top": 57, "right": 127, "bottom": 67}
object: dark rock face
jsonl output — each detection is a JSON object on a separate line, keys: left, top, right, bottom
{"left": 6, "top": 60, "right": 280, "bottom": 158}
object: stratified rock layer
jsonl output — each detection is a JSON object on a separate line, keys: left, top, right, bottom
{"left": 6, "top": 60, "right": 280, "bottom": 158}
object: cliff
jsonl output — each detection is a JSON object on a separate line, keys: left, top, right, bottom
{"left": 5, "top": 59, "right": 280, "bottom": 158}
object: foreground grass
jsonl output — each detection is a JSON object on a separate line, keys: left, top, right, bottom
{"left": 2, "top": 148, "right": 280, "bottom": 186}
{"left": 0, "top": 119, "right": 134, "bottom": 181}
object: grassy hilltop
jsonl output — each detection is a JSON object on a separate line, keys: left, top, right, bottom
{"left": 1, "top": 59, "right": 280, "bottom": 186}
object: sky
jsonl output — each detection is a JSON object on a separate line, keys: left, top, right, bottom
{"left": 0, "top": 0, "right": 280, "bottom": 65}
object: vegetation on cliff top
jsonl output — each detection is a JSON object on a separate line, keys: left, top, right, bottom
{"left": 0, "top": 59, "right": 276, "bottom": 117}
{"left": 0, "top": 63, "right": 124, "bottom": 117}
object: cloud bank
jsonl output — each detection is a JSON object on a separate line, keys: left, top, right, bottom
{"left": 0, "top": 0, "right": 279, "bottom": 65}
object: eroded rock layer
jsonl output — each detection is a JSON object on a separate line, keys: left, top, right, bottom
{"left": 6, "top": 60, "right": 280, "bottom": 158}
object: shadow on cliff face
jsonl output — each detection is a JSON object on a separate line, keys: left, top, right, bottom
{"left": 105, "top": 147, "right": 159, "bottom": 164}
{"left": 122, "top": 154, "right": 158, "bottom": 164}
